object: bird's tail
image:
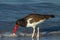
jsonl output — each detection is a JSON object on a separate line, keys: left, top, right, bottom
{"left": 44, "top": 15, "right": 55, "bottom": 19}
{"left": 49, "top": 15, "right": 55, "bottom": 18}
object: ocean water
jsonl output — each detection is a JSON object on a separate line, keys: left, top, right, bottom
{"left": 0, "top": 2, "right": 60, "bottom": 40}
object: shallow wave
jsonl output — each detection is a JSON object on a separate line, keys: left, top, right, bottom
{"left": 0, "top": 32, "right": 16, "bottom": 38}
{"left": 0, "top": 31, "right": 60, "bottom": 38}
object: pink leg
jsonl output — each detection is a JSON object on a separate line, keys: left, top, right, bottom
{"left": 37, "top": 27, "right": 39, "bottom": 40}
{"left": 32, "top": 28, "right": 35, "bottom": 38}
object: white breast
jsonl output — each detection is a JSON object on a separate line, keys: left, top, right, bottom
{"left": 26, "top": 18, "right": 45, "bottom": 28}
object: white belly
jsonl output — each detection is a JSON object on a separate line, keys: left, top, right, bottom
{"left": 26, "top": 18, "right": 45, "bottom": 28}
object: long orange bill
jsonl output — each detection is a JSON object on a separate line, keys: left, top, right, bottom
{"left": 12, "top": 23, "right": 18, "bottom": 33}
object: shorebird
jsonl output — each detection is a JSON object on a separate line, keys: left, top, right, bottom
{"left": 12, "top": 13, "right": 55, "bottom": 39}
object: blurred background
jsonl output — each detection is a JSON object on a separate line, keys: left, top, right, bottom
{"left": 0, "top": 0, "right": 60, "bottom": 4}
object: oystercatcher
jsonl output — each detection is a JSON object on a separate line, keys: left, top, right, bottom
{"left": 12, "top": 13, "right": 55, "bottom": 39}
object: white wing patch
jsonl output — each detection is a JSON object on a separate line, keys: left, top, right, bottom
{"left": 26, "top": 18, "right": 45, "bottom": 28}
{"left": 27, "top": 18, "right": 33, "bottom": 23}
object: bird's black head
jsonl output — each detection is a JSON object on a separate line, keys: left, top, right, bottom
{"left": 16, "top": 19, "right": 23, "bottom": 26}
{"left": 16, "top": 20, "right": 20, "bottom": 26}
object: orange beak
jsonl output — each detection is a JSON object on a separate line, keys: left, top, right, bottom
{"left": 12, "top": 23, "right": 18, "bottom": 34}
